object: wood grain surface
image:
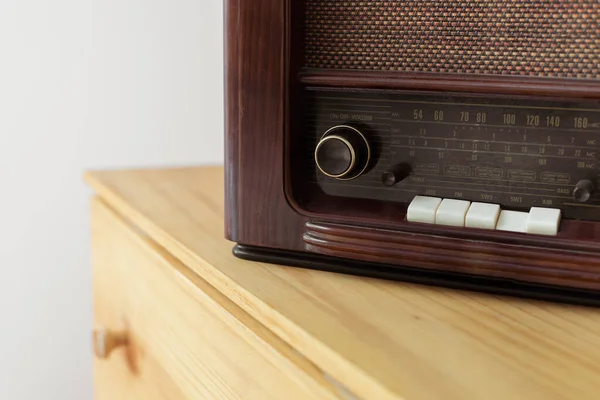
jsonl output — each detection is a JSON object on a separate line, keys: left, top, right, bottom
{"left": 303, "top": 221, "right": 600, "bottom": 291}
{"left": 85, "top": 166, "right": 600, "bottom": 400}
{"left": 91, "top": 196, "right": 341, "bottom": 399}
{"left": 224, "top": 0, "right": 306, "bottom": 249}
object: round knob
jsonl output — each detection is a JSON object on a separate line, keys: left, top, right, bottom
{"left": 93, "top": 328, "right": 128, "bottom": 359}
{"left": 382, "top": 163, "right": 412, "bottom": 186}
{"left": 315, "top": 125, "right": 371, "bottom": 180}
{"left": 573, "top": 180, "right": 595, "bottom": 202}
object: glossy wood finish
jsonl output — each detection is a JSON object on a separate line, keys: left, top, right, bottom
{"left": 299, "top": 70, "right": 600, "bottom": 98}
{"left": 85, "top": 166, "right": 600, "bottom": 400}
{"left": 304, "top": 221, "right": 600, "bottom": 291}
{"left": 224, "top": 0, "right": 305, "bottom": 250}
{"left": 224, "top": 0, "right": 600, "bottom": 295}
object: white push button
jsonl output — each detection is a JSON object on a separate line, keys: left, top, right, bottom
{"left": 526, "top": 207, "right": 561, "bottom": 236}
{"left": 465, "top": 202, "right": 501, "bottom": 230}
{"left": 496, "top": 210, "right": 528, "bottom": 233}
{"left": 435, "top": 199, "right": 471, "bottom": 227}
{"left": 407, "top": 196, "right": 442, "bottom": 224}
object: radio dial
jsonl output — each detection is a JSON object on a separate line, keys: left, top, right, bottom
{"left": 315, "top": 125, "right": 371, "bottom": 180}
{"left": 382, "top": 163, "right": 412, "bottom": 186}
{"left": 573, "top": 180, "right": 595, "bottom": 203}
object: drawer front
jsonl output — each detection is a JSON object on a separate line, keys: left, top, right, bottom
{"left": 90, "top": 197, "right": 340, "bottom": 400}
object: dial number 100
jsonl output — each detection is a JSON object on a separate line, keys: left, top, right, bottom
{"left": 503, "top": 113, "right": 516, "bottom": 125}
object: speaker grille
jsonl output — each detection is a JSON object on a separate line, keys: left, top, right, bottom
{"left": 304, "top": 1, "right": 600, "bottom": 78}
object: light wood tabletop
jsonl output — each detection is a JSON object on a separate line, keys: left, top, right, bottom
{"left": 85, "top": 166, "right": 600, "bottom": 400}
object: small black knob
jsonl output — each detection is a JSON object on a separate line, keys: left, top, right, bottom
{"left": 315, "top": 125, "right": 371, "bottom": 180}
{"left": 573, "top": 180, "right": 595, "bottom": 202}
{"left": 382, "top": 163, "right": 412, "bottom": 186}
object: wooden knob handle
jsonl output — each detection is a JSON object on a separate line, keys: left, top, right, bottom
{"left": 93, "top": 328, "right": 128, "bottom": 359}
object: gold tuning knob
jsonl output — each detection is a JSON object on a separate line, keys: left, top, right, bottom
{"left": 93, "top": 328, "right": 129, "bottom": 359}
{"left": 315, "top": 125, "right": 371, "bottom": 181}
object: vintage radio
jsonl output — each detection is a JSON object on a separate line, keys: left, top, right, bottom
{"left": 224, "top": 1, "right": 600, "bottom": 305}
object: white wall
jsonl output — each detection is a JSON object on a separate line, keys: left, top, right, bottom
{"left": 0, "top": 1, "right": 224, "bottom": 399}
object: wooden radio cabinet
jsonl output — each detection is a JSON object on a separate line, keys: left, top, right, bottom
{"left": 224, "top": 0, "right": 600, "bottom": 304}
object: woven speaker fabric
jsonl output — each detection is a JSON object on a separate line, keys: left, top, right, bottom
{"left": 304, "top": 0, "right": 600, "bottom": 78}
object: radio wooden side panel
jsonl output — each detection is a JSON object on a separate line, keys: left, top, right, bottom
{"left": 224, "top": 0, "right": 306, "bottom": 251}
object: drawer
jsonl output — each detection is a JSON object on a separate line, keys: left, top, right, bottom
{"left": 90, "top": 197, "right": 341, "bottom": 400}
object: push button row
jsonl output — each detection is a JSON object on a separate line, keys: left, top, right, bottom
{"left": 407, "top": 196, "right": 561, "bottom": 235}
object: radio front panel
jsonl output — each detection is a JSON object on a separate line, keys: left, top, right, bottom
{"left": 295, "top": 88, "right": 600, "bottom": 221}
{"left": 226, "top": 0, "right": 600, "bottom": 300}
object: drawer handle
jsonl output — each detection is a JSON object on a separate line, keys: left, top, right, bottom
{"left": 93, "top": 328, "right": 128, "bottom": 359}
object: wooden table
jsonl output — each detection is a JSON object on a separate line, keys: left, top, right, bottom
{"left": 85, "top": 166, "right": 600, "bottom": 400}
